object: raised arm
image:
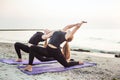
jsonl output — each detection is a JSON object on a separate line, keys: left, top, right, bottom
{"left": 42, "top": 31, "right": 55, "bottom": 40}
{"left": 65, "top": 21, "right": 87, "bottom": 40}
{"left": 62, "top": 23, "right": 78, "bottom": 31}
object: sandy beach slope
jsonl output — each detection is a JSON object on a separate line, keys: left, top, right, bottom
{"left": 0, "top": 42, "right": 120, "bottom": 80}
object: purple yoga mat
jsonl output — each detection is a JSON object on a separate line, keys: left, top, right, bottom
{"left": 0, "top": 59, "right": 57, "bottom": 65}
{"left": 18, "top": 62, "right": 97, "bottom": 75}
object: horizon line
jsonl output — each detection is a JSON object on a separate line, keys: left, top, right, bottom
{"left": 0, "top": 29, "right": 43, "bottom": 31}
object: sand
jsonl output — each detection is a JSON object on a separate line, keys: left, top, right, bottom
{"left": 0, "top": 42, "right": 120, "bottom": 80}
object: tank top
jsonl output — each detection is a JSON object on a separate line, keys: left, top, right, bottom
{"left": 48, "top": 31, "right": 66, "bottom": 47}
{"left": 28, "top": 32, "right": 45, "bottom": 45}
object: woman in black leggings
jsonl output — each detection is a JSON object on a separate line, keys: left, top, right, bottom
{"left": 14, "top": 29, "right": 54, "bottom": 62}
{"left": 24, "top": 21, "right": 87, "bottom": 71}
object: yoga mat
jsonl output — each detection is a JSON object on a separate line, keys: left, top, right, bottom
{"left": 0, "top": 59, "right": 57, "bottom": 65}
{"left": 18, "top": 62, "right": 97, "bottom": 75}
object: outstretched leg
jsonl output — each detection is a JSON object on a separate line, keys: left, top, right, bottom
{"left": 24, "top": 45, "right": 51, "bottom": 71}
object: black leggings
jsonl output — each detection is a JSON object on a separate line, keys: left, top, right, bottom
{"left": 14, "top": 42, "right": 29, "bottom": 59}
{"left": 29, "top": 45, "right": 79, "bottom": 67}
{"left": 14, "top": 42, "right": 54, "bottom": 61}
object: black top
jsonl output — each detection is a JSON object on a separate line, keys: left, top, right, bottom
{"left": 28, "top": 32, "right": 45, "bottom": 45}
{"left": 48, "top": 31, "right": 66, "bottom": 47}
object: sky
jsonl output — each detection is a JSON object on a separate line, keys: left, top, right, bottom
{"left": 0, "top": 0, "right": 120, "bottom": 29}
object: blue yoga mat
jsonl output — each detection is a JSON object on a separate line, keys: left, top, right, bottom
{"left": 0, "top": 59, "right": 57, "bottom": 65}
{"left": 18, "top": 62, "right": 97, "bottom": 75}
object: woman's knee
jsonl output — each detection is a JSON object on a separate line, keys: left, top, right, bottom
{"left": 14, "top": 42, "right": 21, "bottom": 47}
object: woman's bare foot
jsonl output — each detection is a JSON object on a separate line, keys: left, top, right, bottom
{"left": 23, "top": 65, "right": 32, "bottom": 72}
{"left": 76, "top": 21, "right": 87, "bottom": 26}
{"left": 79, "top": 61, "right": 84, "bottom": 65}
{"left": 82, "top": 21, "right": 87, "bottom": 23}
{"left": 16, "top": 59, "right": 22, "bottom": 62}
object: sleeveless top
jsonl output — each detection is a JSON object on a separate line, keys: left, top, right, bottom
{"left": 48, "top": 31, "right": 66, "bottom": 47}
{"left": 28, "top": 32, "right": 45, "bottom": 45}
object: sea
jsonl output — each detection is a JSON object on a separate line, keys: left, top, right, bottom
{"left": 0, "top": 28, "right": 120, "bottom": 53}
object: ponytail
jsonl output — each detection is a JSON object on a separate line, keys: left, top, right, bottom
{"left": 62, "top": 42, "right": 70, "bottom": 60}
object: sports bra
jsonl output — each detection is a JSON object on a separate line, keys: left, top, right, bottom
{"left": 48, "top": 31, "right": 66, "bottom": 47}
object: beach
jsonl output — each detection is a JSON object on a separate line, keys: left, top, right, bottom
{"left": 0, "top": 42, "right": 120, "bottom": 80}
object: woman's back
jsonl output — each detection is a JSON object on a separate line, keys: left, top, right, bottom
{"left": 48, "top": 31, "right": 66, "bottom": 47}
